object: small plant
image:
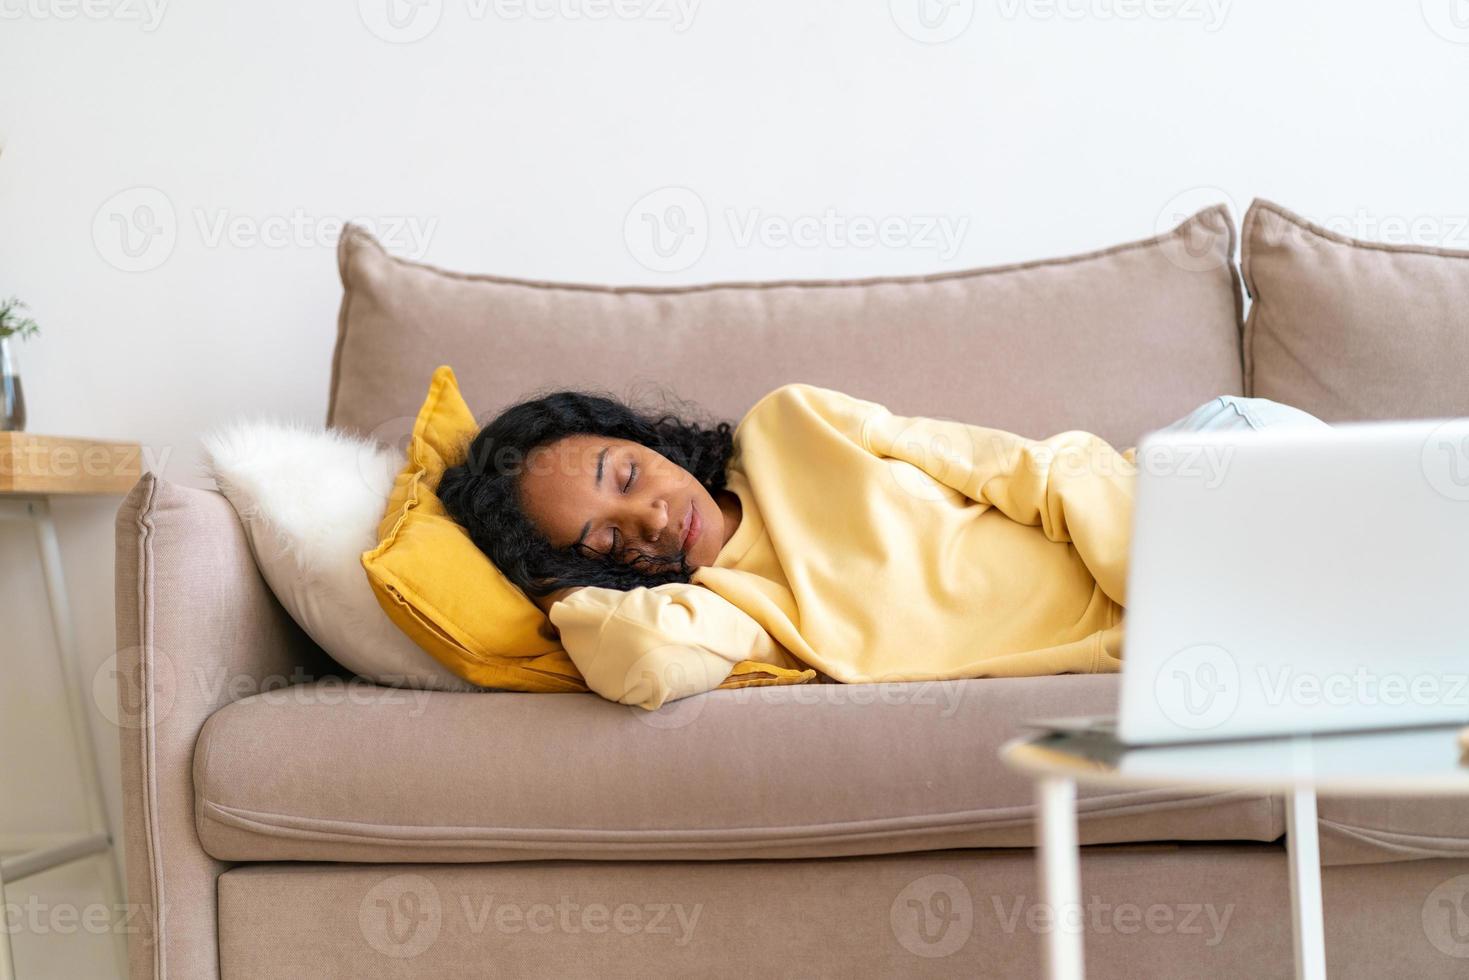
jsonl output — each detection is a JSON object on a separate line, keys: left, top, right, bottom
{"left": 0, "top": 296, "right": 39, "bottom": 341}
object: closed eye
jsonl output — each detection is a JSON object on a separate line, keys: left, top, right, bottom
{"left": 603, "top": 459, "right": 636, "bottom": 556}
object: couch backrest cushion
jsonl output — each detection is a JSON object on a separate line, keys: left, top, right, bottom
{"left": 329, "top": 206, "right": 1244, "bottom": 449}
{"left": 1242, "top": 199, "right": 1469, "bottom": 421}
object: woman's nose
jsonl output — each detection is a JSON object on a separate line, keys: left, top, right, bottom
{"left": 638, "top": 499, "right": 669, "bottom": 543}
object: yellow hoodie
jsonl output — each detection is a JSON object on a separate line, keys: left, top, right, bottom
{"left": 548, "top": 383, "right": 1140, "bottom": 710}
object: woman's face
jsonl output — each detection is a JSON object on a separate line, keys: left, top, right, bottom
{"left": 518, "top": 434, "right": 727, "bottom": 571}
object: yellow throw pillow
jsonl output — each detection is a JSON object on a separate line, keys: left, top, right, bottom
{"left": 362, "top": 366, "right": 815, "bottom": 695}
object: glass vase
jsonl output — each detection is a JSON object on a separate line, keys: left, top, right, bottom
{"left": 1, "top": 336, "right": 26, "bottom": 431}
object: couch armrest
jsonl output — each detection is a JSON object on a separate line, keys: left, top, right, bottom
{"left": 115, "top": 473, "right": 328, "bottom": 980}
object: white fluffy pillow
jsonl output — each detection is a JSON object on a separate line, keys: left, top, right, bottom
{"left": 201, "top": 420, "right": 476, "bottom": 691}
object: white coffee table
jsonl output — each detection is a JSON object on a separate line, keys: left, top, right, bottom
{"left": 1000, "top": 724, "right": 1469, "bottom": 980}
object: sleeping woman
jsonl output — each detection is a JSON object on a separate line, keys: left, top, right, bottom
{"left": 436, "top": 383, "right": 1328, "bottom": 710}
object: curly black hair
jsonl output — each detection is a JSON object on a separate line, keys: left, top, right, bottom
{"left": 436, "top": 388, "right": 736, "bottom": 600}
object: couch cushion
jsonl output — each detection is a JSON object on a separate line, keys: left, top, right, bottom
{"left": 1316, "top": 796, "right": 1469, "bottom": 866}
{"left": 329, "top": 207, "right": 1245, "bottom": 451}
{"left": 1241, "top": 198, "right": 1469, "bottom": 420}
{"left": 194, "top": 675, "right": 1281, "bottom": 863}
{"left": 217, "top": 852, "right": 1469, "bottom": 979}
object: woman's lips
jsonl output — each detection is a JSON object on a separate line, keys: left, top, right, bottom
{"left": 682, "top": 501, "right": 702, "bottom": 550}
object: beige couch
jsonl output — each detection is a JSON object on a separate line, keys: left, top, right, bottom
{"left": 115, "top": 201, "right": 1469, "bottom": 978}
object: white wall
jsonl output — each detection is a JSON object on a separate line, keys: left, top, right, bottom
{"left": 2, "top": 1, "right": 1467, "bottom": 974}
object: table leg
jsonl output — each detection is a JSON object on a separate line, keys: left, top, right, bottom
{"left": 0, "top": 856, "right": 15, "bottom": 980}
{"left": 1285, "top": 787, "right": 1327, "bottom": 980}
{"left": 27, "top": 498, "right": 130, "bottom": 978}
{"left": 1037, "top": 776, "right": 1085, "bottom": 980}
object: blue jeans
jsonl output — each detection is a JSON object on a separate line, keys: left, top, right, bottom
{"left": 1154, "top": 395, "right": 1330, "bottom": 434}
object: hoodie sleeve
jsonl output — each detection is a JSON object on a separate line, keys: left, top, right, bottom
{"left": 548, "top": 582, "right": 781, "bottom": 710}
{"left": 816, "top": 387, "right": 1137, "bottom": 607}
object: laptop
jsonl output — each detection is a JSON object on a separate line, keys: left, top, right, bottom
{"left": 1026, "top": 416, "right": 1469, "bottom": 746}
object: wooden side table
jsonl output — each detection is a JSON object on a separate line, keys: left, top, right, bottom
{"left": 0, "top": 433, "right": 142, "bottom": 980}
